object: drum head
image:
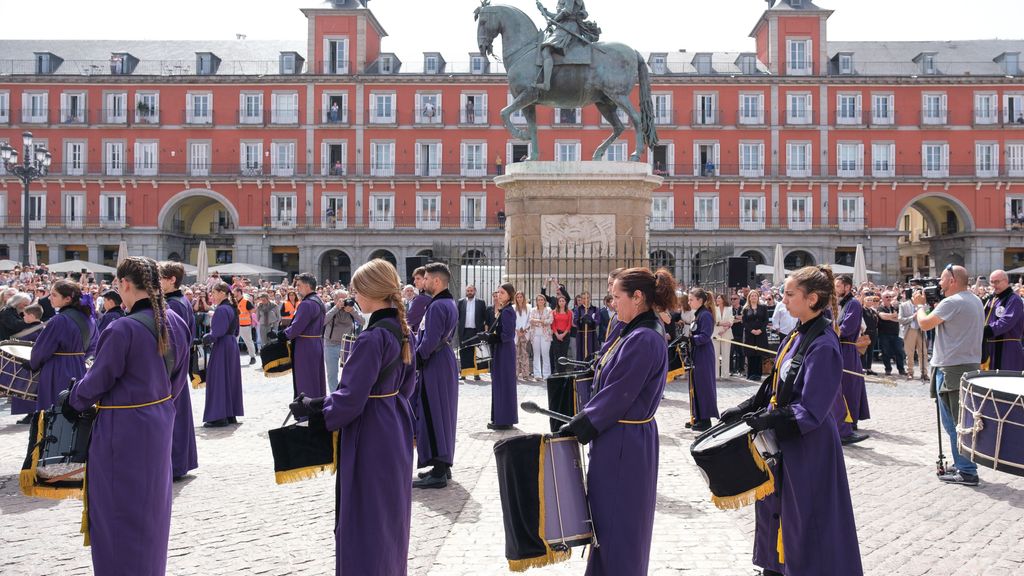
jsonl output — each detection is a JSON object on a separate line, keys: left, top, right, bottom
{"left": 692, "top": 420, "right": 753, "bottom": 453}
{"left": 964, "top": 371, "right": 1024, "bottom": 401}
{"left": 0, "top": 341, "right": 33, "bottom": 360}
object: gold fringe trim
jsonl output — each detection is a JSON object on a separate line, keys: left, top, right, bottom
{"left": 507, "top": 549, "right": 572, "bottom": 572}
{"left": 508, "top": 438, "right": 573, "bottom": 572}
{"left": 20, "top": 412, "right": 85, "bottom": 502}
{"left": 262, "top": 369, "right": 293, "bottom": 379}
{"left": 273, "top": 431, "right": 339, "bottom": 485}
{"left": 666, "top": 367, "right": 686, "bottom": 382}
{"left": 191, "top": 375, "right": 206, "bottom": 389}
{"left": 709, "top": 435, "right": 776, "bottom": 510}
{"left": 460, "top": 367, "right": 489, "bottom": 377}
{"left": 262, "top": 357, "right": 292, "bottom": 372}
{"left": 81, "top": 468, "right": 90, "bottom": 547}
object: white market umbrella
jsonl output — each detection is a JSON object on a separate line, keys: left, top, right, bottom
{"left": 182, "top": 263, "right": 199, "bottom": 276}
{"left": 755, "top": 264, "right": 790, "bottom": 276}
{"left": 47, "top": 259, "right": 117, "bottom": 275}
{"left": 209, "top": 262, "right": 288, "bottom": 277}
{"left": 829, "top": 263, "right": 880, "bottom": 276}
{"left": 116, "top": 240, "right": 129, "bottom": 267}
{"left": 196, "top": 241, "right": 208, "bottom": 284}
{"left": 28, "top": 241, "right": 37, "bottom": 267}
{"left": 772, "top": 244, "right": 786, "bottom": 286}
{"left": 852, "top": 244, "right": 868, "bottom": 287}
{"left": 1007, "top": 265, "right": 1024, "bottom": 275}
{"left": 0, "top": 259, "right": 20, "bottom": 272}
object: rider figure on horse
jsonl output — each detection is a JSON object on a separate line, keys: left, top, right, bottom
{"left": 535, "top": 0, "right": 601, "bottom": 91}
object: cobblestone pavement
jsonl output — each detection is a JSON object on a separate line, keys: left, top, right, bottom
{"left": 2, "top": 361, "right": 1023, "bottom": 575}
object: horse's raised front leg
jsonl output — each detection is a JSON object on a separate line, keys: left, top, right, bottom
{"left": 501, "top": 92, "right": 536, "bottom": 142}
{"left": 608, "top": 93, "right": 644, "bottom": 161}
{"left": 593, "top": 99, "right": 626, "bottom": 161}
{"left": 522, "top": 105, "right": 540, "bottom": 161}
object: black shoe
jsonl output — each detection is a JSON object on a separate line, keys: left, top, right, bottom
{"left": 203, "top": 419, "right": 230, "bottom": 428}
{"left": 417, "top": 468, "right": 453, "bottom": 480}
{"left": 173, "top": 475, "right": 188, "bottom": 482}
{"left": 841, "top": 432, "right": 869, "bottom": 445}
{"left": 412, "top": 475, "right": 448, "bottom": 489}
{"left": 938, "top": 470, "right": 979, "bottom": 486}
{"left": 487, "top": 422, "right": 514, "bottom": 431}
{"left": 684, "top": 421, "right": 693, "bottom": 429}
{"left": 852, "top": 422, "right": 858, "bottom": 431}
{"left": 248, "top": 358, "right": 256, "bottom": 366}
{"left": 228, "top": 417, "right": 238, "bottom": 424}
{"left": 691, "top": 420, "right": 712, "bottom": 432}
{"left": 474, "top": 375, "right": 481, "bottom": 381}
{"left": 15, "top": 414, "right": 33, "bottom": 425}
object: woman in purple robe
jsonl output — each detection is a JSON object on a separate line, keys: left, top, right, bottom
{"left": 721, "top": 266, "right": 863, "bottom": 576}
{"left": 483, "top": 283, "right": 518, "bottom": 430}
{"left": 202, "top": 282, "right": 243, "bottom": 427}
{"left": 29, "top": 280, "right": 94, "bottom": 412}
{"left": 160, "top": 261, "right": 199, "bottom": 479}
{"left": 574, "top": 292, "right": 599, "bottom": 360}
{"left": 559, "top": 267, "right": 676, "bottom": 576}
{"left": 96, "top": 290, "right": 125, "bottom": 334}
{"left": 687, "top": 287, "right": 719, "bottom": 432}
{"left": 290, "top": 258, "right": 416, "bottom": 575}
{"left": 63, "top": 256, "right": 191, "bottom": 576}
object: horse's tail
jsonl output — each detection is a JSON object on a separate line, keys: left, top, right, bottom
{"left": 636, "top": 51, "right": 659, "bottom": 152}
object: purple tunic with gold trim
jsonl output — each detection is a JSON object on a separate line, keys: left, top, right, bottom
{"left": 574, "top": 304, "right": 599, "bottom": 359}
{"left": 284, "top": 293, "right": 327, "bottom": 398}
{"left": 832, "top": 294, "right": 869, "bottom": 435}
{"left": 166, "top": 293, "right": 198, "bottom": 477}
{"left": 414, "top": 289, "right": 459, "bottom": 469}
{"left": 984, "top": 289, "right": 1024, "bottom": 370}
{"left": 29, "top": 309, "right": 93, "bottom": 411}
{"left": 408, "top": 292, "right": 432, "bottom": 334}
{"left": 204, "top": 302, "right": 243, "bottom": 422}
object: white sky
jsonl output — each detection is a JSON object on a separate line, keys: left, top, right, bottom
{"left": 1, "top": 0, "right": 1020, "bottom": 62}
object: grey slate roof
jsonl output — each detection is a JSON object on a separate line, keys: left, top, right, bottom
{"left": 828, "top": 40, "right": 1024, "bottom": 76}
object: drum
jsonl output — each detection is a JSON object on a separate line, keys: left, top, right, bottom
{"left": 20, "top": 409, "right": 92, "bottom": 500}
{"left": 339, "top": 334, "right": 358, "bottom": 368}
{"left": 0, "top": 340, "right": 39, "bottom": 400}
{"left": 460, "top": 341, "right": 491, "bottom": 377}
{"left": 260, "top": 341, "right": 292, "bottom": 378}
{"left": 958, "top": 370, "right": 1024, "bottom": 477}
{"left": 545, "top": 372, "right": 593, "bottom": 433}
{"left": 190, "top": 342, "right": 208, "bottom": 389}
{"left": 268, "top": 412, "right": 337, "bottom": 485}
{"left": 690, "top": 419, "right": 776, "bottom": 510}
{"left": 494, "top": 433, "right": 593, "bottom": 571}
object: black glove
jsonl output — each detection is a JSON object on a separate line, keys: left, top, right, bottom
{"left": 276, "top": 331, "right": 289, "bottom": 343}
{"left": 984, "top": 325, "right": 994, "bottom": 340}
{"left": 558, "top": 412, "right": 599, "bottom": 445}
{"left": 289, "top": 393, "right": 325, "bottom": 419}
{"left": 719, "top": 405, "right": 749, "bottom": 424}
{"left": 742, "top": 406, "right": 800, "bottom": 440}
{"left": 202, "top": 334, "right": 214, "bottom": 347}
{"left": 58, "top": 389, "right": 82, "bottom": 422}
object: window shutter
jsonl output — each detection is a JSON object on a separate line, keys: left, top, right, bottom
{"left": 460, "top": 142, "right": 467, "bottom": 176}
{"left": 942, "top": 144, "right": 950, "bottom": 174}
{"left": 414, "top": 143, "right": 422, "bottom": 175}
{"left": 460, "top": 94, "right": 468, "bottom": 124}
{"left": 480, "top": 93, "right": 488, "bottom": 123}
{"left": 940, "top": 94, "right": 948, "bottom": 122}
{"left": 692, "top": 143, "right": 700, "bottom": 176}
{"left": 186, "top": 94, "right": 194, "bottom": 123}
{"left": 888, "top": 144, "right": 896, "bottom": 172}
{"left": 239, "top": 145, "right": 246, "bottom": 169}
{"left": 481, "top": 142, "right": 488, "bottom": 172}
{"left": 59, "top": 93, "right": 68, "bottom": 121}
{"left": 855, "top": 95, "right": 863, "bottom": 122}
{"left": 857, "top": 143, "right": 865, "bottom": 174}
{"left": 270, "top": 93, "right": 278, "bottom": 123}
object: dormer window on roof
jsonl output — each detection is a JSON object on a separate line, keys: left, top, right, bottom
{"left": 790, "top": 0, "right": 804, "bottom": 7}
{"left": 693, "top": 53, "right": 713, "bottom": 75}
{"left": 109, "top": 53, "right": 137, "bottom": 75}
{"left": 650, "top": 53, "right": 667, "bottom": 75}
{"left": 470, "top": 54, "right": 488, "bottom": 74}
{"left": 381, "top": 56, "right": 393, "bottom": 74}
{"left": 737, "top": 54, "right": 757, "bottom": 75}
{"left": 995, "top": 52, "right": 1021, "bottom": 76}
{"left": 280, "top": 52, "right": 304, "bottom": 75}
{"left": 34, "top": 52, "right": 61, "bottom": 75}
{"left": 838, "top": 53, "right": 854, "bottom": 74}
{"left": 196, "top": 52, "right": 221, "bottom": 75}
{"left": 425, "top": 55, "right": 439, "bottom": 74}
{"left": 914, "top": 52, "right": 939, "bottom": 75}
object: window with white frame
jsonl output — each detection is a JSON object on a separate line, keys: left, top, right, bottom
{"left": 271, "top": 92, "right": 299, "bottom": 124}
{"left": 922, "top": 143, "right": 949, "bottom": 177}
{"left": 417, "top": 93, "right": 441, "bottom": 124}
{"left": 651, "top": 55, "right": 667, "bottom": 74}
{"left": 555, "top": 107, "right": 581, "bottom": 125}
{"left": 240, "top": 93, "right": 263, "bottom": 124}
{"left": 414, "top": 141, "right": 442, "bottom": 177}
{"left": 134, "top": 141, "right": 158, "bottom": 176}
{"left": 470, "top": 56, "right": 487, "bottom": 74}
{"left": 1007, "top": 143, "right": 1024, "bottom": 177}
{"left": 838, "top": 196, "right": 864, "bottom": 229}
{"left": 22, "top": 92, "right": 48, "bottom": 123}
{"left": 325, "top": 38, "right": 349, "bottom": 74}
{"left": 24, "top": 193, "right": 45, "bottom": 227}
{"left": 99, "top": 193, "right": 125, "bottom": 227}
{"left": 0, "top": 139, "right": 8, "bottom": 176}
{"left": 380, "top": 56, "right": 394, "bottom": 74}
{"left": 240, "top": 141, "right": 263, "bottom": 175}
{"left": 64, "top": 141, "right": 86, "bottom": 176}
{"left": 322, "top": 195, "right": 346, "bottom": 229}
{"left": 976, "top": 142, "right": 998, "bottom": 177}
{"left": 739, "top": 93, "right": 764, "bottom": 125}
{"left": 555, "top": 141, "right": 581, "bottom": 162}
{"left": 922, "top": 93, "right": 947, "bottom": 124}
{"left": 64, "top": 193, "right": 85, "bottom": 228}
{"left": 650, "top": 195, "right": 673, "bottom": 230}
{"left": 461, "top": 141, "right": 487, "bottom": 177}
{"left": 837, "top": 142, "right": 864, "bottom": 177}
{"left": 103, "top": 92, "right": 127, "bottom": 124}
{"left": 425, "top": 55, "right": 439, "bottom": 74}
{"left": 271, "top": 194, "right": 297, "bottom": 227}
{"left": 694, "top": 93, "right": 717, "bottom": 125}
{"left": 189, "top": 141, "right": 210, "bottom": 176}
{"left": 461, "top": 93, "right": 487, "bottom": 124}
{"left": 974, "top": 93, "right": 997, "bottom": 125}
{"left": 740, "top": 195, "right": 765, "bottom": 230}
{"left": 507, "top": 93, "right": 526, "bottom": 124}
{"left": 416, "top": 194, "right": 441, "bottom": 229}
{"left": 370, "top": 92, "right": 395, "bottom": 123}
{"left": 0, "top": 91, "right": 8, "bottom": 122}
{"left": 0, "top": 192, "right": 6, "bottom": 223}
{"left": 60, "top": 92, "right": 87, "bottom": 124}
{"left": 838, "top": 54, "right": 854, "bottom": 74}
{"left": 871, "top": 93, "right": 894, "bottom": 125}
{"left": 788, "top": 195, "right": 812, "bottom": 230}
{"left": 599, "top": 107, "right": 629, "bottom": 127}
{"left": 1003, "top": 93, "right": 1023, "bottom": 124}
{"left": 739, "top": 142, "right": 764, "bottom": 177}
{"left": 135, "top": 92, "right": 159, "bottom": 124}
{"left": 787, "top": 92, "right": 812, "bottom": 124}
{"left": 322, "top": 92, "right": 348, "bottom": 123}
{"left": 461, "top": 194, "right": 486, "bottom": 229}
{"left": 786, "top": 141, "right": 812, "bottom": 177}
{"left": 694, "top": 195, "right": 719, "bottom": 230}
{"left": 836, "top": 93, "right": 861, "bottom": 125}
{"left": 1007, "top": 196, "right": 1024, "bottom": 228}
{"left": 787, "top": 39, "right": 812, "bottom": 75}
{"left": 271, "top": 141, "right": 296, "bottom": 177}
{"left": 187, "top": 92, "right": 212, "bottom": 124}
{"left": 872, "top": 142, "right": 896, "bottom": 177}
{"left": 693, "top": 142, "right": 719, "bottom": 176}
{"left": 369, "top": 194, "right": 395, "bottom": 229}
{"left": 605, "top": 142, "right": 628, "bottom": 162}
{"left": 370, "top": 141, "right": 395, "bottom": 177}
{"left": 104, "top": 141, "right": 124, "bottom": 176}
{"left": 653, "top": 94, "right": 672, "bottom": 125}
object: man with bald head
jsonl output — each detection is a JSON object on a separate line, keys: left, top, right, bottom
{"left": 912, "top": 264, "right": 985, "bottom": 486}
{"left": 982, "top": 269, "right": 1024, "bottom": 371}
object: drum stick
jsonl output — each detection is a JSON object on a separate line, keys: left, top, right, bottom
{"left": 521, "top": 401, "right": 572, "bottom": 423}
{"left": 558, "top": 356, "right": 593, "bottom": 368}
{"left": 713, "top": 336, "right": 898, "bottom": 388}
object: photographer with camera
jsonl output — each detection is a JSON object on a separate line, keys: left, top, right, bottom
{"left": 912, "top": 265, "right": 985, "bottom": 486}
{"left": 324, "top": 289, "right": 360, "bottom": 390}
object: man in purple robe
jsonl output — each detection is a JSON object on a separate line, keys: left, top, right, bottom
{"left": 573, "top": 292, "right": 599, "bottom": 360}
{"left": 413, "top": 263, "right": 460, "bottom": 489}
{"left": 687, "top": 291, "right": 719, "bottom": 431}
{"left": 282, "top": 273, "right": 327, "bottom": 398}
{"left": 983, "top": 269, "right": 1024, "bottom": 370}
{"left": 160, "top": 261, "right": 199, "bottom": 480}
{"left": 833, "top": 275, "right": 869, "bottom": 444}
{"left": 29, "top": 281, "right": 94, "bottom": 412}
{"left": 65, "top": 256, "right": 191, "bottom": 576}
{"left": 407, "top": 266, "right": 432, "bottom": 334}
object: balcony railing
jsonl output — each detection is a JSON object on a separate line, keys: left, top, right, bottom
{"left": 645, "top": 217, "right": 869, "bottom": 232}
{"left": 320, "top": 107, "right": 350, "bottom": 125}
{"left": 413, "top": 106, "right": 443, "bottom": 125}
{"left": 0, "top": 215, "right": 131, "bottom": 228}
{"left": 736, "top": 109, "right": 767, "bottom": 126}
{"left": 260, "top": 215, "right": 500, "bottom": 231}
{"left": 691, "top": 109, "right": 720, "bottom": 126}
{"left": 59, "top": 108, "right": 88, "bottom": 124}
{"left": 920, "top": 109, "right": 948, "bottom": 126}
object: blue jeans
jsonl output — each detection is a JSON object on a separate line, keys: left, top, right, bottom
{"left": 935, "top": 369, "right": 978, "bottom": 475}
{"left": 878, "top": 334, "right": 906, "bottom": 374}
{"left": 325, "top": 342, "right": 342, "bottom": 391}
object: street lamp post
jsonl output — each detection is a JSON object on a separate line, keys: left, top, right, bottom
{"left": 0, "top": 132, "right": 51, "bottom": 266}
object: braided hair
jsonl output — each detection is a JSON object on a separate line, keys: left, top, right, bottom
{"left": 212, "top": 281, "right": 237, "bottom": 308}
{"left": 351, "top": 258, "right": 412, "bottom": 364}
{"left": 116, "top": 256, "right": 170, "bottom": 356}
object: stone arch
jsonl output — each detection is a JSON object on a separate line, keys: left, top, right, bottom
{"left": 785, "top": 250, "right": 816, "bottom": 270}
{"left": 369, "top": 249, "right": 398, "bottom": 267}
{"left": 650, "top": 249, "right": 675, "bottom": 270}
{"left": 319, "top": 249, "right": 352, "bottom": 285}
{"left": 158, "top": 189, "right": 241, "bottom": 232}
{"left": 740, "top": 249, "right": 767, "bottom": 266}
{"left": 896, "top": 192, "right": 975, "bottom": 235}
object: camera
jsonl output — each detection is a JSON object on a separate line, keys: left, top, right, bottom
{"left": 909, "top": 277, "right": 943, "bottom": 306}
{"left": 343, "top": 298, "right": 356, "bottom": 308}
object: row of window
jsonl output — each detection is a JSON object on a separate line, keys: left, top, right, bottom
{"left": 4, "top": 193, "right": 125, "bottom": 228}
{"left": 649, "top": 193, "right": 864, "bottom": 232}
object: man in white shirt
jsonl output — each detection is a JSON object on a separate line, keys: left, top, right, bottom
{"left": 770, "top": 300, "right": 798, "bottom": 349}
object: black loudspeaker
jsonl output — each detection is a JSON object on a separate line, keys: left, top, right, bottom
{"left": 405, "top": 256, "right": 429, "bottom": 284}
{"left": 728, "top": 257, "right": 751, "bottom": 288}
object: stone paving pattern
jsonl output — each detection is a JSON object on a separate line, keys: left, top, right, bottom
{"left": 2, "top": 365, "right": 1023, "bottom": 575}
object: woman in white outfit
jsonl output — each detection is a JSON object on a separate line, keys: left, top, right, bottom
{"left": 713, "top": 293, "right": 734, "bottom": 379}
{"left": 528, "top": 294, "right": 553, "bottom": 380}
{"left": 513, "top": 291, "right": 533, "bottom": 381}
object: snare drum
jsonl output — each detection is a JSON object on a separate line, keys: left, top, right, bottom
{"left": 958, "top": 370, "right": 1024, "bottom": 477}
{"left": 260, "top": 341, "right": 292, "bottom": 378}
{"left": 0, "top": 340, "right": 39, "bottom": 400}
{"left": 339, "top": 334, "right": 358, "bottom": 368}
{"left": 690, "top": 419, "right": 776, "bottom": 510}
{"left": 20, "top": 409, "right": 92, "bottom": 500}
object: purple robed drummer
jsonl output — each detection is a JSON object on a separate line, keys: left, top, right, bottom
{"left": 559, "top": 267, "right": 675, "bottom": 576}
{"left": 574, "top": 293, "right": 599, "bottom": 360}
{"left": 64, "top": 256, "right": 191, "bottom": 576}
{"left": 202, "top": 282, "right": 244, "bottom": 427}
{"left": 289, "top": 258, "right": 416, "bottom": 575}
{"left": 484, "top": 283, "right": 519, "bottom": 430}
{"left": 283, "top": 274, "right": 327, "bottom": 398}
{"left": 983, "top": 270, "right": 1024, "bottom": 370}
{"left": 833, "top": 275, "right": 869, "bottom": 444}
{"left": 160, "top": 261, "right": 199, "bottom": 479}
{"left": 723, "top": 266, "right": 863, "bottom": 576}
{"left": 29, "top": 279, "right": 95, "bottom": 412}
{"left": 9, "top": 302, "right": 45, "bottom": 417}
{"left": 412, "top": 262, "right": 460, "bottom": 489}
{"left": 687, "top": 288, "right": 719, "bottom": 431}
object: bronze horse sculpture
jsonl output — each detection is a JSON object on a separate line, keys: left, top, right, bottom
{"left": 475, "top": 2, "right": 658, "bottom": 162}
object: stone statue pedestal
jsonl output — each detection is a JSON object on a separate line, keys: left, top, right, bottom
{"left": 494, "top": 161, "right": 663, "bottom": 296}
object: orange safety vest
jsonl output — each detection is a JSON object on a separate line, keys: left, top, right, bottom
{"left": 237, "top": 299, "right": 253, "bottom": 326}
{"left": 282, "top": 300, "right": 297, "bottom": 320}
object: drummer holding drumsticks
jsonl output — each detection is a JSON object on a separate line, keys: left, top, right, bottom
{"left": 27, "top": 280, "right": 96, "bottom": 413}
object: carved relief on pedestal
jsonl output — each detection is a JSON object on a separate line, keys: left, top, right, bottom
{"left": 540, "top": 214, "right": 616, "bottom": 255}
